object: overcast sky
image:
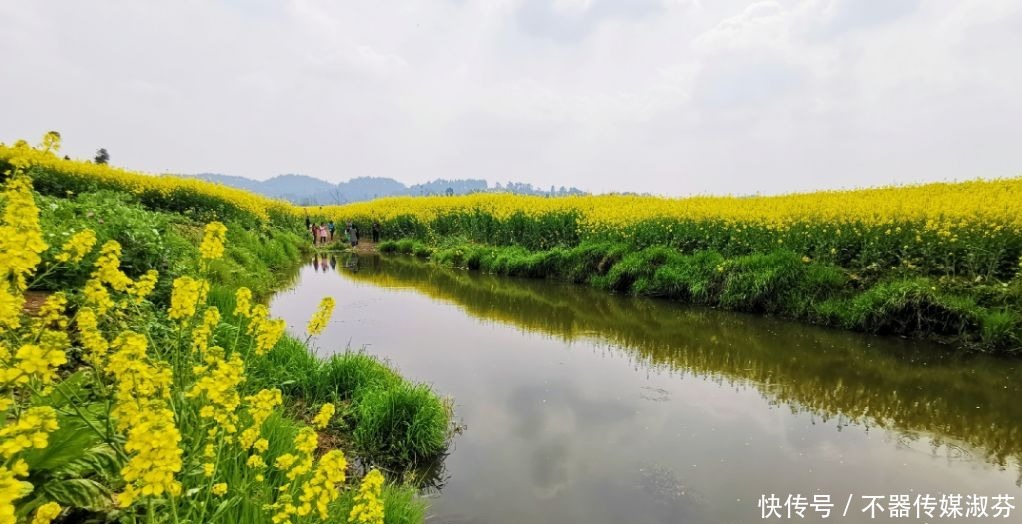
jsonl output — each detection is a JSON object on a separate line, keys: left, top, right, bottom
{"left": 1, "top": 0, "right": 1019, "bottom": 195}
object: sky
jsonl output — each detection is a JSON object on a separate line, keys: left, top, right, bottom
{"left": 1, "top": 0, "right": 1020, "bottom": 196}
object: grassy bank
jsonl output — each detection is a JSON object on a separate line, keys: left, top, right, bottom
{"left": 380, "top": 238, "right": 1022, "bottom": 352}
{"left": 1, "top": 139, "right": 450, "bottom": 523}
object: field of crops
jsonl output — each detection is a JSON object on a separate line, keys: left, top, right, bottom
{"left": 328, "top": 180, "right": 1022, "bottom": 281}
{"left": 4, "top": 136, "right": 1020, "bottom": 350}
{"left": 0, "top": 140, "right": 296, "bottom": 227}
{"left": 1, "top": 140, "right": 447, "bottom": 523}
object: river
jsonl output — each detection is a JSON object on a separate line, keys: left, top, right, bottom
{"left": 270, "top": 253, "right": 1022, "bottom": 523}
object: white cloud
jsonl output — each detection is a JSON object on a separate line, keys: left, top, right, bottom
{"left": 0, "top": 0, "right": 1019, "bottom": 195}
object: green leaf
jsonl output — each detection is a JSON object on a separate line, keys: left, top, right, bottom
{"left": 40, "top": 478, "right": 114, "bottom": 510}
{"left": 51, "top": 443, "right": 122, "bottom": 481}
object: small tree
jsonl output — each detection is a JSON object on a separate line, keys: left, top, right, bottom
{"left": 445, "top": 187, "right": 454, "bottom": 197}
{"left": 95, "top": 148, "right": 110, "bottom": 164}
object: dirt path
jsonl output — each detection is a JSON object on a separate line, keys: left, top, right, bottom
{"left": 352, "top": 241, "right": 378, "bottom": 255}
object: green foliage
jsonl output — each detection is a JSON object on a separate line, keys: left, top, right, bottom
{"left": 352, "top": 383, "right": 451, "bottom": 466}
{"left": 389, "top": 237, "right": 1022, "bottom": 352}
{"left": 246, "top": 339, "right": 453, "bottom": 466}
{"left": 36, "top": 191, "right": 195, "bottom": 297}
{"left": 843, "top": 279, "right": 979, "bottom": 336}
{"left": 317, "top": 352, "right": 403, "bottom": 402}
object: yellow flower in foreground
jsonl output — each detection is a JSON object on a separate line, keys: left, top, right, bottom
{"left": 306, "top": 296, "right": 335, "bottom": 336}
{"left": 312, "top": 403, "right": 335, "bottom": 429}
{"left": 76, "top": 307, "right": 109, "bottom": 367}
{"left": 212, "top": 483, "right": 228, "bottom": 496}
{"left": 92, "top": 240, "right": 133, "bottom": 292}
{"left": 30, "top": 502, "right": 61, "bottom": 524}
{"left": 130, "top": 270, "right": 159, "bottom": 301}
{"left": 349, "top": 469, "right": 385, "bottom": 524}
{"left": 0, "top": 406, "right": 59, "bottom": 458}
{"left": 54, "top": 229, "right": 97, "bottom": 263}
{"left": 199, "top": 221, "right": 228, "bottom": 261}
{"left": 169, "top": 276, "right": 209, "bottom": 321}
{"left": 298, "top": 450, "right": 347, "bottom": 520}
{"left": 1, "top": 462, "right": 32, "bottom": 524}
{"left": 82, "top": 278, "right": 114, "bottom": 315}
{"left": 234, "top": 287, "right": 253, "bottom": 319}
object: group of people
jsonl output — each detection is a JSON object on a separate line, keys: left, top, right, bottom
{"left": 305, "top": 216, "right": 381, "bottom": 247}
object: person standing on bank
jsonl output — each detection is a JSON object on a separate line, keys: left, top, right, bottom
{"left": 318, "top": 222, "right": 329, "bottom": 245}
{"left": 350, "top": 223, "right": 359, "bottom": 248}
{"left": 372, "top": 220, "right": 381, "bottom": 243}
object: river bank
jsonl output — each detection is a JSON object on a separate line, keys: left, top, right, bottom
{"left": 1, "top": 141, "right": 451, "bottom": 523}
{"left": 378, "top": 237, "right": 1022, "bottom": 353}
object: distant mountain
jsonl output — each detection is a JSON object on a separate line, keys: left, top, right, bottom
{"left": 182, "top": 173, "right": 586, "bottom": 205}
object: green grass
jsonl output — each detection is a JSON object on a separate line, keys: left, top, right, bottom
{"left": 352, "top": 383, "right": 451, "bottom": 467}
{"left": 382, "top": 238, "right": 1022, "bottom": 352}
{"left": 246, "top": 339, "right": 453, "bottom": 466}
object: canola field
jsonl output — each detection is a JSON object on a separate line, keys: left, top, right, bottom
{"left": 3, "top": 138, "right": 1021, "bottom": 351}
{"left": 4, "top": 139, "right": 1021, "bottom": 281}
{"left": 1, "top": 138, "right": 442, "bottom": 523}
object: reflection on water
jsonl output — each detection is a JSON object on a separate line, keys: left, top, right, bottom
{"left": 271, "top": 254, "right": 1022, "bottom": 524}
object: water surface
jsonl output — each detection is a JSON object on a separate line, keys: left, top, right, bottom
{"left": 270, "top": 254, "right": 1022, "bottom": 523}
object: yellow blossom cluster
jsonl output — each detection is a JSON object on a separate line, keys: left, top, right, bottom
{"left": 0, "top": 173, "right": 48, "bottom": 331}
{"left": 190, "top": 306, "right": 222, "bottom": 354}
{"left": 92, "top": 240, "right": 133, "bottom": 292}
{"left": 0, "top": 461, "right": 31, "bottom": 524}
{"left": 2, "top": 331, "right": 68, "bottom": 387}
{"left": 348, "top": 469, "right": 385, "bottom": 524}
{"left": 169, "top": 276, "right": 209, "bottom": 321}
{"left": 247, "top": 305, "right": 286, "bottom": 355}
{"left": 106, "top": 332, "right": 182, "bottom": 506}
{"left": 54, "top": 229, "right": 97, "bottom": 264}
{"left": 234, "top": 287, "right": 253, "bottom": 319}
{"left": 82, "top": 278, "right": 114, "bottom": 315}
{"left": 129, "top": 270, "right": 159, "bottom": 302}
{"left": 75, "top": 307, "right": 108, "bottom": 367}
{"left": 189, "top": 347, "right": 244, "bottom": 436}
{"left": 306, "top": 296, "right": 335, "bottom": 337}
{"left": 0, "top": 406, "right": 58, "bottom": 458}
{"left": 30, "top": 501, "right": 61, "bottom": 524}
{"left": 298, "top": 450, "right": 347, "bottom": 519}
{"left": 199, "top": 221, "right": 228, "bottom": 261}
{"left": 34, "top": 292, "right": 68, "bottom": 330}
{"left": 312, "top": 403, "right": 335, "bottom": 429}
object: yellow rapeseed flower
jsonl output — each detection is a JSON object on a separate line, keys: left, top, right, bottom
{"left": 311, "top": 403, "right": 335, "bottom": 429}
{"left": 30, "top": 502, "right": 61, "bottom": 524}
{"left": 306, "top": 297, "right": 335, "bottom": 336}
{"left": 234, "top": 287, "right": 253, "bottom": 319}
{"left": 54, "top": 229, "right": 97, "bottom": 264}
{"left": 199, "top": 221, "right": 228, "bottom": 261}
{"left": 297, "top": 450, "right": 347, "bottom": 520}
{"left": 92, "top": 240, "right": 133, "bottom": 292}
{"left": 169, "top": 276, "right": 209, "bottom": 321}
{"left": 348, "top": 469, "right": 385, "bottom": 524}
